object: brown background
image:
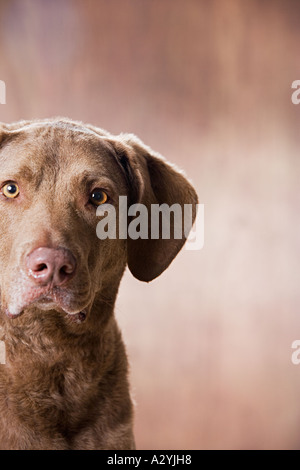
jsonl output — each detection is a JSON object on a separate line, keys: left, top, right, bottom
{"left": 0, "top": 0, "right": 300, "bottom": 450}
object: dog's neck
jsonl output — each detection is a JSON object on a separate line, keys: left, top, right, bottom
{"left": 0, "top": 291, "right": 118, "bottom": 370}
{"left": 0, "top": 296, "right": 132, "bottom": 446}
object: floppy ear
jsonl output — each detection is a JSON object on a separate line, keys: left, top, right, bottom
{"left": 0, "top": 121, "right": 26, "bottom": 146}
{"left": 111, "top": 133, "right": 198, "bottom": 282}
{"left": 0, "top": 123, "right": 8, "bottom": 146}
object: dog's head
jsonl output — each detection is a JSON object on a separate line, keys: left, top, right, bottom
{"left": 0, "top": 119, "right": 198, "bottom": 321}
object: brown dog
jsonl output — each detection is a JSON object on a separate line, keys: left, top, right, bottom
{"left": 0, "top": 118, "right": 198, "bottom": 450}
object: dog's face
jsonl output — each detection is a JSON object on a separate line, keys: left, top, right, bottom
{"left": 0, "top": 119, "right": 198, "bottom": 322}
{"left": 0, "top": 122, "right": 130, "bottom": 319}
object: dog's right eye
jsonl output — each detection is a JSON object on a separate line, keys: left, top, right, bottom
{"left": 1, "top": 182, "right": 20, "bottom": 199}
{"left": 89, "top": 189, "right": 108, "bottom": 206}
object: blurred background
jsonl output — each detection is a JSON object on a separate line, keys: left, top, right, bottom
{"left": 0, "top": 0, "right": 300, "bottom": 450}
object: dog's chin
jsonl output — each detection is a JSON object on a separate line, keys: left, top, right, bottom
{"left": 5, "top": 297, "right": 88, "bottom": 323}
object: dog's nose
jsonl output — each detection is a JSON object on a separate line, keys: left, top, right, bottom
{"left": 26, "top": 247, "right": 76, "bottom": 286}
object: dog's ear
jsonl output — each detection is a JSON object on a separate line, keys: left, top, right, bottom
{"left": 110, "top": 133, "right": 198, "bottom": 282}
{"left": 0, "top": 121, "right": 27, "bottom": 147}
{"left": 0, "top": 123, "right": 6, "bottom": 141}
{"left": 0, "top": 123, "right": 9, "bottom": 147}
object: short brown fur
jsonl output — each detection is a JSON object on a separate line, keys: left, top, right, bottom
{"left": 0, "top": 118, "right": 197, "bottom": 450}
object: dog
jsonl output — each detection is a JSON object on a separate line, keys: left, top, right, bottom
{"left": 0, "top": 118, "right": 198, "bottom": 449}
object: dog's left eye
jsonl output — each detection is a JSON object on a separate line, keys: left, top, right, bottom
{"left": 89, "top": 189, "right": 108, "bottom": 206}
{"left": 2, "top": 182, "right": 20, "bottom": 199}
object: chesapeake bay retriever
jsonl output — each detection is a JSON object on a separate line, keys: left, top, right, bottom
{"left": 0, "top": 118, "right": 198, "bottom": 450}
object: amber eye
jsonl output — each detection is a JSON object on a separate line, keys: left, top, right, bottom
{"left": 89, "top": 189, "right": 108, "bottom": 206}
{"left": 2, "top": 182, "right": 20, "bottom": 199}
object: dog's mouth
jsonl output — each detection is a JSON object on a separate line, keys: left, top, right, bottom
{"left": 5, "top": 306, "right": 87, "bottom": 323}
{"left": 4, "top": 287, "right": 90, "bottom": 323}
